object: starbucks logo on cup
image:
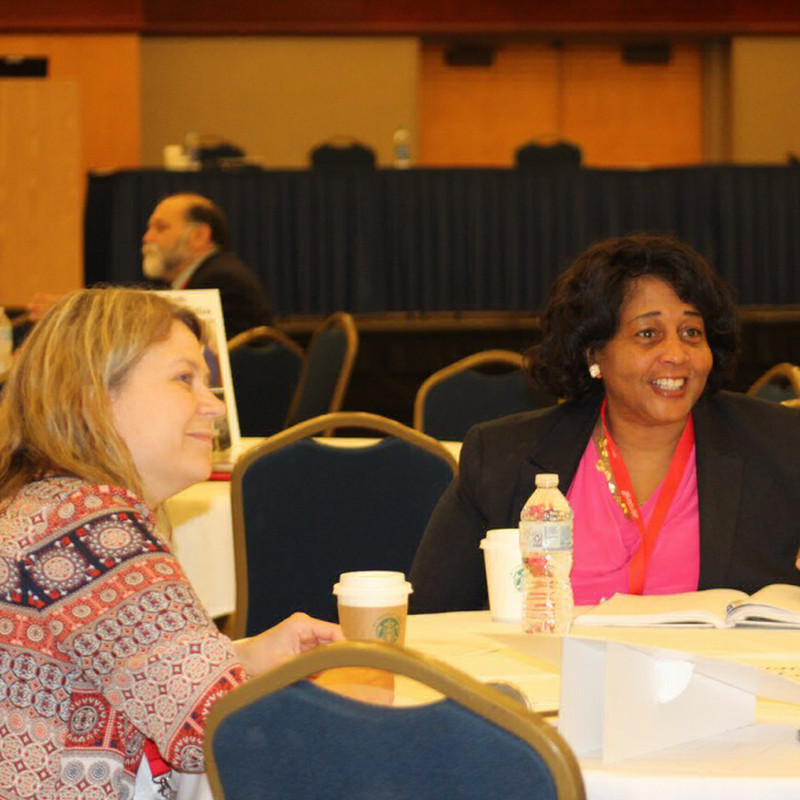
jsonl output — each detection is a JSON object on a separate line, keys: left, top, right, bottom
{"left": 374, "top": 615, "right": 401, "bottom": 643}
{"left": 512, "top": 565, "right": 525, "bottom": 593}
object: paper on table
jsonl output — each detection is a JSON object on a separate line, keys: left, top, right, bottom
{"left": 559, "top": 637, "right": 800, "bottom": 763}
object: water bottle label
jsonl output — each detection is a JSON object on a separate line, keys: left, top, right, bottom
{"left": 520, "top": 520, "right": 572, "bottom": 551}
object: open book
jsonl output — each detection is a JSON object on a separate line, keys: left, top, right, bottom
{"left": 572, "top": 584, "right": 800, "bottom": 629}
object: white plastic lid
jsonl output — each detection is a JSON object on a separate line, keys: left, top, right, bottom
{"left": 480, "top": 528, "right": 519, "bottom": 549}
{"left": 333, "top": 570, "right": 413, "bottom": 606}
{"left": 535, "top": 473, "right": 559, "bottom": 489}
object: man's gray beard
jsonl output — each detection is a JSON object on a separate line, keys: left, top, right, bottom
{"left": 142, "top": 247, "right": 167, "bottom": 280}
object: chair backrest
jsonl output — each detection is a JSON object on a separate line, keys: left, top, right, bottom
{"left": 747, "top": 362, "right": 800, "bottom": 403}
{"left": 227, "top": 325, "right": 303, "bottom": 354}
{"left": 414, "top": 349, "right": 556, "bottom": 440}
{"left": 227, "top": 327, "right": 304, "bottom": 437}
{"left": 230, "top": 412, "right": 457, "bottom": 638}
{"left": 205, "top": 641, "right": 586, "bottom": 800}
{"left": 515, "top": 139, "right": 582, "bottom": 167}
{"left": 286, "top": 312, "right": 358, "bottom": 425}
{"left": 310, "top": 140, "right": 376, "bottom": 169}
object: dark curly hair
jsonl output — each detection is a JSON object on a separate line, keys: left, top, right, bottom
{"left": 527, "top": 233, "right": 740, "bottom": 399}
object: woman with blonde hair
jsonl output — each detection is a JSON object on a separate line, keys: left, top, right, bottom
{"left": 0, "top": 287, "right": 340, "bottom": 799}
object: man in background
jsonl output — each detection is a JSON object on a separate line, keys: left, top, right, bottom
{"left": 141, "top": 192, "right": 272, "bottom": 338}
{"left": 28, "top": 193, "right": 272, "bottom": 340}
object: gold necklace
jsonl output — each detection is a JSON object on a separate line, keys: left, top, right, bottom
{"left": 593, "top": 428, "right": 632, "bottom": 519}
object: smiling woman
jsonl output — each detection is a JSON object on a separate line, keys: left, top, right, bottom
{"left": 110, "top": 320, "right": 226, "bottom": 506}
{"left": 0, "top": 288, "right": 341, "bottom": 800}
{"left": 410, "top": 233, "right": 800, "bottom": 614}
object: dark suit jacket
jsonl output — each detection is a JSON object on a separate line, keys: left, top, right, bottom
{"left": 409, "top": 390, "right": 800, "bottom": 612}
{"left": 186, "top": 251, "right": 272, "bottom": 339}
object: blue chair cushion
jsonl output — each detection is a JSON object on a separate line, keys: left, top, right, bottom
{"left": 212, "top": 680, "right": 557, "bottom": 800}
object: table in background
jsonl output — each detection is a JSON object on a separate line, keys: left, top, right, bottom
{"left": 86, "top": 166, "right": 800, "bottom": 314}
{"left": 167, "top": 438, "right": 462, "bottom": 619}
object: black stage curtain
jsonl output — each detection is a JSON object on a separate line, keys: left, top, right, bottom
{"left": 85, "top": 166, "right": 800, "bottom": 313}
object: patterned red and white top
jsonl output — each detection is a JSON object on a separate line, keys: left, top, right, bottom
{"left": 0, "top": 476, "right": 248, "bottom": 800}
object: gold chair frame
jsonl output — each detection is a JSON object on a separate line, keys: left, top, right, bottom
{"left": 204, "top": 640, "right": 586, "bottom": 800}
{"left": 229, "top": 411, "right": 457, "bottom": 641}
{"left": 227, "top": 325, "right": 304, "bottom": 358}
{"left": 746, "top": 362, "right": 800, "bottom": 399}
{"left": 413, "top": 349, "right": 525, "bottom": 432}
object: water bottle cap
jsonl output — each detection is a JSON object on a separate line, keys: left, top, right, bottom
{"left": 535, "top": 473, "right": 559, "bottom": 488}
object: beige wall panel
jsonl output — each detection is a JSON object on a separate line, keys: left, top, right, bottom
{"left": 0, "top": 35, "right": 141, "bottom": 174}
{"left": 420, "top": 41, "right": 702, "bottom": 167}
{"left": 141, "top": 37, "right": 418, "bottom": 167}
{"left": 731, "top": 37, "right": 800, "bottom": 163}
{"left": 0, "top": 80, "right": 81, "bottom": 305}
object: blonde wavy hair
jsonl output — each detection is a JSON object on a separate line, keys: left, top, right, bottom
{"left": 0, "top": 287, "right": 204, "bottom": 502}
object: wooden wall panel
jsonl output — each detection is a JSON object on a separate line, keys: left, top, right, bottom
{"left": 4, "top": 0, "right": 800, "bottom": 35}
{"left": 139, "top": 0, "right": 800, "bottom": 35}
{"left": 140, "top": 37, "right": 417, "bottom": 168}
{"left": 0, "top": 80, "right": 81, "bottom": 304}
{"left": 0, "top": 0, "right": 142, "bottom": 32}
{"left": 731, "top": 37, "right": 800, "bottom": 163}
{"left": 563, "top": 44, "right": 702, "bottom": 167}
{"left": 419, "top": 41, "right": 702, "bottom": 167}
{"left": 419, "top": 43, "right": 560, "bottom": 166}
{"left": 0, "top": 35, "right": 141, "bottom": 173}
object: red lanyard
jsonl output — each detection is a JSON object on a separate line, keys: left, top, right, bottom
{"left": 600, "top": 400, "right": 695, "bottom": 595}
{"left": 144, "top": 738, "right": 171, "bottom": 778}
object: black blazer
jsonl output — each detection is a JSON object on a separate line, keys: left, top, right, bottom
{"left": 186, "top": 251, "right": 272, "bottom": 339}
{"left": 409, "top": 391, "right": 800, "bottom": 612}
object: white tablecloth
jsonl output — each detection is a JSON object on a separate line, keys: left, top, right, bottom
{"left": 179, "top": 611, "right": 800, "bottom": 799}
{"left": 407, "top": 611, "right": 800, "bottom": 800}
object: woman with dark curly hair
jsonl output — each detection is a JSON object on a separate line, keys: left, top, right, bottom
{"left": 410, "top": 233, "right": 800, "bottom": 612}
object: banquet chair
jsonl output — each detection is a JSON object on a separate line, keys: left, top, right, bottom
{"left": 310, "top": 139, "right": 376, "bottom": 169}
{"left": 746, "top": 362, "right": 800, "bottom": 403}
{"left": 205, "top": 640, "right": 585, "bottom": 800}
{"left": 230, "top": 412, "right": 457, "bottom": 638}
{"left": 227, "top": 326, "right": 304, "bottom": 437}
{"left": 514, "top": 139, "right": 582, "bottom": 167}
{"left": 414, "top": 349, "right": 556, "bottom": 441}
{"left": 286, "top": 311, "right": 358, "bottom": 426}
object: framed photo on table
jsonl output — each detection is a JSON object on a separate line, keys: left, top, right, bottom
{"left": 159, "top": 289, "right": 240, "bottom": 466}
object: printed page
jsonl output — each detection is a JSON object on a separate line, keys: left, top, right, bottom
{"left": 727, "top": 584, "right": 800, "bottom": 628}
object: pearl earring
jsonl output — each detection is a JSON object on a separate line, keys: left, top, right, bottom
{"left": 589, "top": 363, "right": 602, "bottom": 379}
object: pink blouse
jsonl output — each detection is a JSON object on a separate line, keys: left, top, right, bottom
{"left": 565, "top": 437, "right": 701, "bottom": 605}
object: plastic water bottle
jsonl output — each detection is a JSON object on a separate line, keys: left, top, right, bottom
{"left": 519, "top": 473, "right": 574, "bottom": 634}
{"left": 184, "top": 131, "right": 201, "bottom": 169}
{"left": 392, "top": 126, "right": 411, "bottom": 168}
{"left": 0, "top": 307, "right": 12, "bottom": 375}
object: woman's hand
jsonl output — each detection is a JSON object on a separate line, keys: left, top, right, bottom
{"left": 232, "top": 612, "right": 343, "bottom": 676}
